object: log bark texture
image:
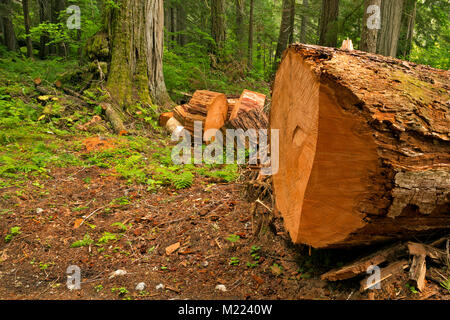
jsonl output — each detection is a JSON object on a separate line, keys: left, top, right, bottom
{"left": 230, "top": 90, "right": 266, "bottom": 120}
{"left": 270, "top": 43, "right": 450, "bottom": 249}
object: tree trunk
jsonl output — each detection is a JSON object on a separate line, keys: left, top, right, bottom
{"left": 271, "top": 44, "right": 450, "bottom": 249}
{"left": 170, "top": 5, "right": 176, "bottom": 46}
{"left": 318, "top": 0, "right": 340, "bottom": 47}
{"left": 0, "top": 0, "right": 17, "bottom": 51}
{"left": 210, "top": 0, "right": 226, "bottom": 61}
{"left": 360, "top": 0, "right": 381, "bottom": 53}
{"left": 248, "top": 0, "right": 254, "bottom": 69}
{"left": 397, "top": 0, "right": 416, "bottom": 59}
{"left": 22, "top": 0, "right": 33, "bottom": 57}
{"left": 38, "top": 0, "right": 51, "bottom": 59}
{"left": 234, "top": 0, "right": 245, "bottom": 58}
{"left": 51, "top": 0, "right": 67, "bottom": 57}
{"left": 288, "top": 0, "right": 296, "bottom": 44}
{"left": 274, "top": 0, "right": 295, "bottom": 71}
{"left": 106, "top": 0, "right": 172, "bottom": 109}
{"left": 176, "top": 2, "right": 187, "bottom": 47}
{"left": 299, "top": 0, "right": 309, "bottom": 43}
{"left": 377, "top": 0, "right": 404, "bottom": 57}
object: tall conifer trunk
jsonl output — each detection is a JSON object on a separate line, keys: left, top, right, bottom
{"left": 106, "top": 0, "right": 172, "bottom": 108}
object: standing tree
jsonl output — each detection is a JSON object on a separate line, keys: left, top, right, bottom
{"left": 210, "top": 0, "right": 226, "bottom": 62}
{"left": 38, "top": 0, "right": 51, "bottom": 58}
{"left": 274, "top": 0, "right": 295, "bottom": 71}
{"left": 299, "top": 0, "right": 309, "bottom": 43}
{"left": 105, "top": 0, "right": 172, "bottom": 109}
{"left": 176, "top": 1, "right": 187, "bottom": 47}
{"left": 22, "top": 0, "right": 33, "bottom": 57}
{"left": 318, "top": 0, "right": 340, "bottom": 47}
{"left": 377, "top": 0, "right": 404, "bottom": 57}
{"left": 248, "top": 0, "right": 254, "bottom": 69}
{"left": 397, "top": 0, "right": 417, "bottom": 59}
{"left": 360, "top": 0, "right": 381, "bottom": 53}
{"left": 0, "top": 0, "right": 17, "bottom": 51}
{"left": 288, "top": 0, "right": 296, "bottom": 44}
{"left": 234, "top": 0, "right": 245, "bottom": 58}
{"left": 51, "top": 0, "right": 67, "bottom": 56}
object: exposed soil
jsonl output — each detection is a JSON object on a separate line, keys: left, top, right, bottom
{"left": 0, "top": 163, "right": 448, "bottom": 300}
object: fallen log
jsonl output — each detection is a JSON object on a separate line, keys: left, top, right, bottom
{"left": 101, "top": 103, "right": 126, "bottom": 134}
{"left": 271, "top": 43, "right": 450, "bottom": 249}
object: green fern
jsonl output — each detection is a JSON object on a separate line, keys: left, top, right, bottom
{"left": 171, "top": 171, "right": 194, "bottom": 189}
{"left": 157, "top": 168, "right": 194, "bottom": 189}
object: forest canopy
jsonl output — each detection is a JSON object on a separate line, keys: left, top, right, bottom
{"left": 0, "top": 0, "right": 448, "bottom": 105}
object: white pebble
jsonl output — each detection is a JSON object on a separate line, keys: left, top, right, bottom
{"left": 156, "top": 283, "right": 165, "bottom": 290}
{"left": 215, "top": 284, "right": 227, "bottom": 292}
{"left": 135, "top": 282, "right": 146, "bottom": 291}
{"left": 109, "top": 269, "right": 127, "bottom": 279}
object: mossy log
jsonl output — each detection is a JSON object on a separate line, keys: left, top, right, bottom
{"left": 271, "top": 44, "right": 450, "bottom": 249}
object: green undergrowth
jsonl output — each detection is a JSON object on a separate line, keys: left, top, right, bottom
{"left": 0, "top": 51, "right": 240, "bottom": 191}
{"left": 82, "top": 139, "right": 240, "bottom": 191}
{"left": 164, "top": 47, "right": 270, "bottom": 104}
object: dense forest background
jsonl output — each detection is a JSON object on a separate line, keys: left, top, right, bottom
{"left": 0, "top": 0, "right": 448, "bottom": 103}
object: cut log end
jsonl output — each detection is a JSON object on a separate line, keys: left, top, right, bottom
{"left": 271, "top": 44, "right": 450, "bottom": 249}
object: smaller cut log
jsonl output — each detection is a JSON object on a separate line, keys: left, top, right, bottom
{"left": 173, "top": 90, "right": 228, "bottom": 141}
{"left": 321, "top": 243, "right": 407, "bottom": 281}
{"left": 360, "top": 260, "right": 409, "bottom": 292}
{"left": 229, "top": 89, "right": 266, "bottom": 121}
{"left": 408, "top": 254, "right": 427, "bottom": 292}
{"left": 159, "top": 112, "right": 174, "bottom": 127}
{"left": 173, "top": 104, "right": 206, "bottom": 134}
{"left": 165, "top": 117, "right": 184, "bottom": 135}
{"left": 201, "top": 94, "right": 228, "bottom": 142}
{"left": 227, "top": 98, "right": 238, "bottom": 120}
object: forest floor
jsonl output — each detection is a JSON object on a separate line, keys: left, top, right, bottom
{"left": 0, "top": 54, "right": 448, "bottom": 301}
{"left": 1, "top": 155, "right": 447, "bottom": 301}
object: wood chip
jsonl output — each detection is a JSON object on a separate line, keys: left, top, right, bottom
{"left": 165, "top": 242, "right": 181, "bottom": 255}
